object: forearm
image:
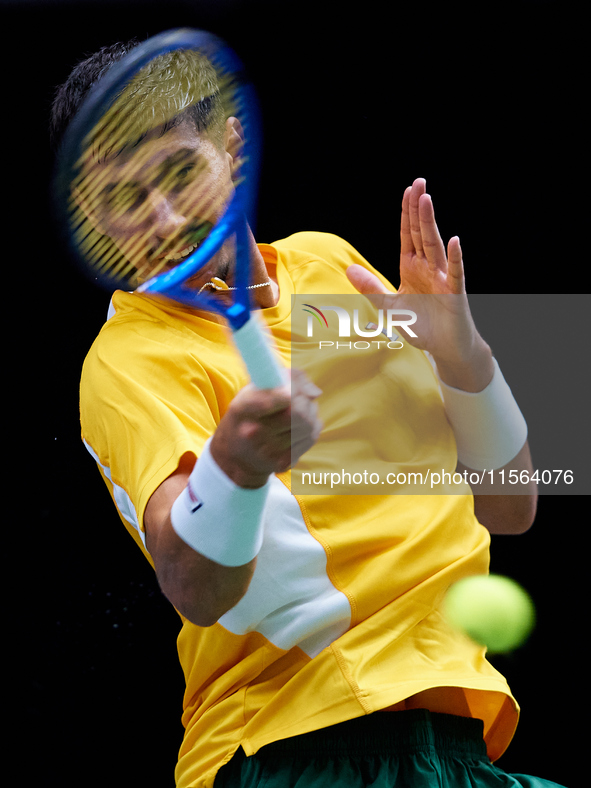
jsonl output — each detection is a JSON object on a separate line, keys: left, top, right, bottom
{"left": 432, "top": 342, "right": 537, "bottom": 534}
{"left": 433, "top": 336, "right": 494, "bottom": 393}
{"left": 144, "top": 451, "right": 263, "bottom": 627}
{"left": 149, "top": 514, "right": 256, "bottom": 627}
{"left": 144, "top": 375, "right": 321, "bottom": 627}
{"left": 457, "top": 442, "right": 538, "bottom": 534}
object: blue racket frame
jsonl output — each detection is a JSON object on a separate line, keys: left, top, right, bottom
{"left": 56, "top": 27, "right": 262, "bottom": 332}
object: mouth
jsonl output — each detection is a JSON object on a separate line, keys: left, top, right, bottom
{"left": 162, "top": 242, "right": 200, "bottom": 262}
{"left": 155, "top": 221, "right": 214, "bottom": 265}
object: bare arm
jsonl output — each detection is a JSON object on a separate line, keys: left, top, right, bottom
{"left": 144, "top": 454, "right": 257, "bottom": 627}
{"left": 347, "top": 178, "right": 537, "bottom": 535}
{"left": 435, "top": 345, "right": 537, "bottom": 534}
{"left": 144, "top": 373, "right": 322, "bottom": 626}
{"left": 456, "top": 443, "right": 538, "bottom": 535}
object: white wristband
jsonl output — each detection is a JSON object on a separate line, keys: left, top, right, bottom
{"left": 438, "top": 357, "right": 528, "bottom": 470}
{"left": 170, "top": 438, "right": 270, "bottom": 567}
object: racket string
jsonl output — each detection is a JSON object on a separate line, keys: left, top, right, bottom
{"left": 72, "top": 140, "right": 242, "bottom": 285}
{"left": 65, "top": 37, "right": 257, "bottom": 296}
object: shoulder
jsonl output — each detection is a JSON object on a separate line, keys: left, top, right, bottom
{"left": 80, "top": 292, "right": 207, "bottom": 415}
{"left": 264, "top": 232, "right": 395, "bottom": 291}
{"left": 81, "top": 294, "right": 164, "bottom": 381}
{"left": 83, "top": 290, "right": 211, "bottom": 372}
{"left": 80, "top": 291, "right": 242, "bottom": 434}
{"left": 270, "top": 232, "right": 366, "bottom": 264}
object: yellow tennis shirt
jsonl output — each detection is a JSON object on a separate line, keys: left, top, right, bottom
{"left": 80, "top": 232, "right": 519, "bottom": 788}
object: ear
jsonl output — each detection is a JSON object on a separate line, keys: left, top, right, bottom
{"left": 224, "top": 116, "right": 245, "bottom": 179}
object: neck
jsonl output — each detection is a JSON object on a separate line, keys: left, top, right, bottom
{"left": 246, "top": 230, "right": 279, "bottom": 308}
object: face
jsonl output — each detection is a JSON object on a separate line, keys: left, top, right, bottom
{"left": 78, "top": 119, "right": 238, "bottom": 291}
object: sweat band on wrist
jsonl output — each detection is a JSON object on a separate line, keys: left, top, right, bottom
{"left": 170, "top": 438, "right": 270, "bottom": 567}
{"left": 438, "top": 357, "right": 528, "bottom": 470}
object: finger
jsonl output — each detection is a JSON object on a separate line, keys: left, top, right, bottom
{"left": 400, "top": 185, "right": 414, "bottom": 256}
{"left": 346, "top": 264, "right": 393, "bottom": 311}
{"left": 290, "top": 417, "right": 321, "bottom": 452}
{"left": 346, "top": 267, "right": 392, "bottom": 311}
{"left": 289, "top": 367, "right": 322, "bottom": 399}
{"left": 234, "top": 384, "right": 291, "bottom": 418}
{"left": 446, "top": 235, "right": 466, "bottom": 294}
{"left": 239, "top": 416, "right": 292, "bottom": 451}
{"left": 346, "top": 264, "right": 390, "bottom": 295}
{"left": 418, "top": 192, "right": 447, "bottom": 272}
{"left": 291, "top": 387, "right": 321, "bottom": 424}
{"left": 408, "top": 178, "right": 427, "bottom": 257}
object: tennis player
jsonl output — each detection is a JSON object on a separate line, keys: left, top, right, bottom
{"left": 51, "top": 40, "right": 566, "bottom": 788}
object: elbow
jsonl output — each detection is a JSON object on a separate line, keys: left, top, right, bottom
{"left": 475, "top": 492, "right": 538, "bottom": 535}
{"left": 161, "top": 581, "right": 245, "bottom": 628}
{"left": 501, "top": 504, "right": 537, "bottom": 535}
{"left": 157, "top": 559, "right": 256, "bottom": 628}
{"left": 169, "top": 589, "right": 222, "bottom": 627}
{"left": 511, "top": 491, "right": 539, "bottom": 534}
{"left": 161, "top": 584, "right": 239, "bottom": 628}
{"left": 178, "top": 605, "right": 223, "bottom": 629}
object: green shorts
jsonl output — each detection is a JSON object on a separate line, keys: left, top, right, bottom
{"left": 214, "top": 709, "right": 566, "bottom": 787}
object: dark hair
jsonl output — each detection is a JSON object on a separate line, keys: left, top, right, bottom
{"left": 50, "top": 38, "right": 225, "bottom": 154}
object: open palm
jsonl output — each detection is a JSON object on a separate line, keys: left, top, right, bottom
{"left": 347, "top": 178, "right": 484, "bottom": 368}
{"left": 399, "top": 177, "right": 464, "bottom": 297}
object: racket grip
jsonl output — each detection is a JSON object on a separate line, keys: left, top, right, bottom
{"left": 232, "top": 316, "right": 285, "bottom": 389}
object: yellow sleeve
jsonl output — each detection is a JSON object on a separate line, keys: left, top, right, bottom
{"left": 271, "top": 232, "right": 398, "bottom": 292}
{"left": 79, "top": 295, "right": 239, "bottom": 540}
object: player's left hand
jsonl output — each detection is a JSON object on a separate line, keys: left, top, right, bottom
{"left": 347, "top": 178, "right": 488, "bottom": 373}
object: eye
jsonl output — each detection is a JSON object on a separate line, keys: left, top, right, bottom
{"left": 177, "top": 164, "right": 195, "bottom": 180}
{"left": 172, "top": 163, "right": 199, "bottom": 191}
{"left": 157, "top": 162, "right": 198, "bottom": 196}
{"left": 104, "top": 184, "right": 144, "bottom": 217}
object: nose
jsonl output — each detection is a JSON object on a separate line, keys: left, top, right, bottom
{"left": 145, "top": 187, "right": 186, "bottom": 238}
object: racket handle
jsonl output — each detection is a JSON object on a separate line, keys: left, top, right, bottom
{"left": 232, "top": 316, "right": 285, "bottom": 389}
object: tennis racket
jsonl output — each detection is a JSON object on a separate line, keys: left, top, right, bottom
{"left": 54, "top": 27, "right": 284, "bottom": 390}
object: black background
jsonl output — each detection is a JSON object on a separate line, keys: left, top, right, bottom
{"left": 8, "top": 0, "right": 585, "bottom": 785}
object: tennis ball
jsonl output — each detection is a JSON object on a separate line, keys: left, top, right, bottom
{"left": 443, "top": 574, "right": 535, "bottom": 654}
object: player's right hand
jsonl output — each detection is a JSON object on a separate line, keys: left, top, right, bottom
{"left": 210, "top": 369, "right": 322, "bottom": 488}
